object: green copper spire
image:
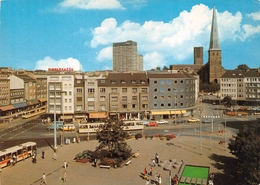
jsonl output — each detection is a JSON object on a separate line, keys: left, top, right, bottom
{"left": 209, "top": 5, "right": 220, "bottom": 50}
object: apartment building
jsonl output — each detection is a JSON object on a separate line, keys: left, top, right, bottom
{"left": 47, "top": 72, "right": 74, "bottom": 121}
{"left": 97, "top": 72, "right": 149, "bottom": 120}
{"left": 148, "top": 71, "right": 196, "bottom": 119}
{"left": 113, "top": 40, "right": 143, "bottom": 72}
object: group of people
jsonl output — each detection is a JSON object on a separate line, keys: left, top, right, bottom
{"left": 143, "top": 153, "right": 162, "bottom": 185}
{"left": 208, "top": 172, "right": 215, "bottom": 185}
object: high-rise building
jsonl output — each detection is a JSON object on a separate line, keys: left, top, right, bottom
{"left": 113, "top": 40, "right": 143, "bottom": 72}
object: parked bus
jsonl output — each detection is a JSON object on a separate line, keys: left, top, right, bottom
{"left": 78, "top": 120, "right": 144, "bottom": 133}
{"left": 0, "top": 142, "right": 37, "bottom": 168}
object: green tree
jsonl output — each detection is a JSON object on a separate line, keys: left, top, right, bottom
{"left": 228, "top": 125, "right": 260, "bottom": 185}
{"left": 236, "top": 64, "right": 249, "bottom": 71}
{"left": 96, "top": 119, "right": 132, "bottom": 160}
{"left": 222, "top": 96, "right": 235, "bottom": 108}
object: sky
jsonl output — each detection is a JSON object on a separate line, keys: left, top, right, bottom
{"left": 1, "top": 0, "right": 260, "bottom": 72}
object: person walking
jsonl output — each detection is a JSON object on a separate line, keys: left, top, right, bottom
{"left": 64, "top": 160, "right": 67, "bottom": 169}
{"left": 152, "top": 159, "right": 156, "bottom": 167}
{"left": 149, "top": 166, "right": 153, "bottom": 176}
{"left": 53, "top": 152, "right": 57, "bottom": 160}
{"left": 41, "top": 151, "right": 45, "bottom": 159}
{"left": 40, "top": 173, "right": 47, "bottom": 184}
{"left": 158, "top": 174, "right": 162, "bottom": 185}
{"left": 154, "top": 173, "right": 159, "bottom": 185}
{"left": 155, "top": 153, "right": 159, "bottom": 163}
{"left": 63, "top": 170, "right": 67, "bottom": 182}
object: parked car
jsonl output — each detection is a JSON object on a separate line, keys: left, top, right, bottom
{"left": 146, "top": 122, "right": 159, "bottom": 127}
{"left": 158, "top": 119, "right": 168, "bottom": 124}
{"left": 62, "top": 124, "right": 76, "bottom": 131}
{"left": 187, "top": 118, "right": 200, "bottom": 123}
{"left": 176, "top": 119, "right": 186, "bottom": 123}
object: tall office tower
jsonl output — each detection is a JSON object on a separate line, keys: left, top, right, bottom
{"left": 113, "top": 40, "right": 143, "bottom": 72}
{"left": 194, "top": 47, "right": 203, "bottom": 65}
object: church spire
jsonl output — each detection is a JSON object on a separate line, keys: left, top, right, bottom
{"left": 209, "top": 5, "right": 220, "bottom": 50}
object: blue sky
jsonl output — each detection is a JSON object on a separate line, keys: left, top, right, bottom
{"left": 1, "top": 0, "right": 260, "bottom": 72}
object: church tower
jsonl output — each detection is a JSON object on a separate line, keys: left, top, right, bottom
{"left": 208, "top": 5, "right": 225, "bottom": 83}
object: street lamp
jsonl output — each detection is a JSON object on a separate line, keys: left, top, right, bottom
{"left": 173, "top": 88, "right": 177, "bottom": 125}
{"left": 198, "top": 108, "right": 203, "bottom": 155}
{"left": 53, "top": 84, "right": 57, "bottom": 151}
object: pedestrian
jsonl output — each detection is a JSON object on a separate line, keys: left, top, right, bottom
{"left": 53, "top": 152, "right": 57, "bottom": 160}
{"left": 12, "top": 154, "right": 17, "bottom": 165}
{"left": 155, "top": 153, "right": 159, "bottom": 163}
{"left": 64, "top": 160, "right": 67, "bottom": 169}
{"left": 93, "top": 158, "right": 97, "bottom": 167}
{"left": 10, "top": 158, "right": 13, "bottom": 167}
{"left": 32, "top": 154, "right": 36, "bottom": 164}
{"left": 40, "top": 173, "right": 47, "bottom": 184}
{"left": 144, "top": 168, "right": 147, "bottom": 175}
{"left": 41, "top": 151, "right": 45, "bottom": 159}
{"left": 155, "top": 173, "right": 159, "bottom": 185}
{"left": 152, "top": 159, "right": 156, "bottom": 167}
{"left": 145, "top": 178, "right": 150, "bottom": 185}
{"left": 63, "top": 170, "right": 67, "bottom": 182}
{"left": 149, "top": 166, "right": 153, "bottom": 176}
{"left": 158, "top": 174, "right": 162, "bottom": 185}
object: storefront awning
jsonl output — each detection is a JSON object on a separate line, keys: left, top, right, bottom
{"left": 89, "top": 112, "right": 108, "bottom": 118}
{"left": 170, "top": 110, "right": 182, "bottom": 114}
{"left": 151, "top": 111, "right": 171, "bottom": 115}
{"left": 181, "top": 110, "right": 187, "bottom": 114}
{"left": 12, "top": 102, "right": 27, "bottom": 109}
{"left": 0, "top": 105, "right": 15, "bottom": 111}
{"left": 60, "top": 115, "right": 73, "bottom": 119}
{"left": 39, "top": 98, "right": 47, "bottom": 102}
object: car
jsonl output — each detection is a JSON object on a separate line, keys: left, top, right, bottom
{"left": 146, "top": 122, "right": 159, "bottom": 127}
{"left": 142, "top": 121, "right": 150, "bottom": 125}
{"left": 202, "top": 119, "right": 214, "bottom": 123}
{"left": 187, "top": 118, "right": 200, "bottom": 123}
{"left": 47, "top": 123, "right": 63, "bottom": 130}
{"left": 62, "top": 124, "right": 76, "bottom": 131}
{"left": 158, "top": 119, "right": 168, "bottom": 124}
{"left": 176, "top": 119, "right": 186, "bottom": 123}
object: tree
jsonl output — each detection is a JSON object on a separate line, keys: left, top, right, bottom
{"left": 199, "top": 82, "right": 220, "bottom": 93}
{"left": 236, "top": 64, "right": 249, "bottom": 71}
{"left": 228, "top": 125, "right": 260, "bottom": 185}
{"left": 96, "top": 119, "right": 132, "bottom": 160}
{"left": 222, "top": 96, "right": 236, "bottom": 108}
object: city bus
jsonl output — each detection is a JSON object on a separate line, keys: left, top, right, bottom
{"left": 78, "top": 120, "right": 144, "bottom": 133}
{"left": 78, "top": 122, "right": 105, "bottom": 133}
{"left": 0, "top": 142, "right": 37, "bottom": 168}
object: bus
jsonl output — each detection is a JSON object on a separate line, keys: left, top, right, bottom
{"left": 78, "top": 122, "right": 105, "bottom": 133}
{"left": 122, "top": 120, "right": 144, "bottom": 131}
{"left": 22, "top": 106, "right": 46, "bottom": 119}
{"left": 0, "top": 142, "right": 37, "bottom": 168}
{"left": 78, "top": 120, "right": 144, "bottom": 133}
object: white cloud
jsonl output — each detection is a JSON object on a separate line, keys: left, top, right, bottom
{"left": 90, "top": 4, "right": 258, "bottom": 68}
{"left": 143, "top": 52, "right": 166, "bottom": 70}
{"left": 34, "top": 56, "right": 82, "bottom": 71}
{"left": 247, "top": 11, "right": 260, "bottom": 21}
{"left": 58, "top": 0, "right": 124, "bottom": 10}
{"left": 97, "top": 47, "right": 112, "bottom": 61}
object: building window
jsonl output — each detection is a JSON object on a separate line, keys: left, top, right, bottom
{"left": 122, "top": 96, "right": 127, "bottom": 101}
{"left": 141, "top": 88, "right": 147, "bottom": 93}
{"left": 168, "top": 88, "right": 171, "bottom": 91}
{"left": 168, "top": 103, "right": 171, "bottom": 106}
{"left": 111, "top": 96, "right": 118, "bottom": 101}
{"left": 88, "top": 88, "right": 94, "bottom": 93}
{"left": 121, "top": 80, "right": 126, "bottom": 84}
{"left": 154, "top": 104, "right": 157, "bottom": 107}
{"left": 132, "top": 88, "right": 137, "bottom": 93}
{"left": 100, "top": 88, "right": 106, "bottom": 93}
{"left": 154, "top": 88, "right": 157, "bottom": 92}
{"left": 88, "top": 97, "right": 94, "bottom": 101}
{"left": 77, "top": 97, "right": 82, "bottom": 102}
{"left": 110, "top": 80, "right": 116, "bottom": 84}
{"left": 132, "top": 96, "right": 137, "bottom": 101}
{"left": 154, "top": 81, "right": 157, "bottom": 84}
{"left": 101, "top": 80, "right": 105, "bottom": 83}
{"left": 132, "top": 104, "right": 137, "bottom": 108}
{"left": 160, "top": 88, "right": 164, "bottom": 92}
{"left": 131, "top": 80, "right": 136, "bottom": 84}
{"left": 160, "top": 96, "right": 164, "bottom": 100}
{"left": 122, "top": 88, "right": 127, "bottom": 93}
{"left": 154, "top": 96, "right": 157, "bottom": 100}
{"left": 142, "top": 96, "right": 148, "bottom": 101}
{"left": 111, "top": 88, "right": 118, "bottom": 93}
{"left": 161, "top": 103, "right": 164, "bottom": 107}
{"left": 100, "top": 105, "right": 105, "bottom": 110}
{"left": 167, "top": 80, "right": 171, "bottom": 84}
{"left": 160, "top": 80, "right": 164, "bottom": 84}
{"left": 100, "top": 96, "right": 105, "bottom": 101}
{"left": 168, "top": 96, "right": 171, "bottom": 100}
{"left": 88, "top": 105, "right": 94, "bottom": 110}
{"left": 76, "top": 105, "right": 82, "bottom": 111}
{"left": 122, "top": 104, "right": 127, "bottom": 108}
{"left": 140, "top": 80, "right": 146, "bottom": 84}
{"left": 77, "top": 88, "right": 82, "bottom": 93}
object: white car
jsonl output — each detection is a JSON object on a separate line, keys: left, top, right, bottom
{"left": 158, "top": 119, "right": 168, "bottom": 124}
{"left": 187, "top": 118, "right": 200, "bottom": 123}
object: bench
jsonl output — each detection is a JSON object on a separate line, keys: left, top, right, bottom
{"left": 125, "top": 160, "right": 131, "bottom": 166}
{"left": 202, "top": 179, "right": 207, "bottom": 185}
{"left": 185, "top": 177, "right": 191, "bottom": 184}
{"left": 196, "top": 178, "right": 202, "bottom": 185}
{"left": 180, "top": 176, "right": 186, "bottom": 183}
{"left": 191, "top": 178, "right": 196, "bottom": 184}
{"left": 99, "top": 165, "right": 110, "bottom": 169}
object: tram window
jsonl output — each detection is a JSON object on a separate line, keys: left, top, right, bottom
{"left": 28, "top": 146, "right": 32, "bottom": 151}
{"left": 17, "top": 149, "right": 22, "bottom": 155}
{"left": 0, "top": 155, "right": 5, "bottom": 161}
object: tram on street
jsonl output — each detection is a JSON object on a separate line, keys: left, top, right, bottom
{"left": 122, "top": 120, "right": 144, "bottom": 131}
{"left": 22, "top": 106, "right": 46, "bottom": 119}
{"left": 0, "top": 142, "right": 37, "bottom": 168}
{"left": 78, "top": 122, "right": 105, "bottom": 133}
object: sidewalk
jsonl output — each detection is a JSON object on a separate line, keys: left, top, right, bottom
{"left": 0, "top": 135, "right": 234, "bottom": 185}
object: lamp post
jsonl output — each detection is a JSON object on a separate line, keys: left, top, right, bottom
{"left": 53, "top": 84, "right": 57, "bottom": 151}
{"left": 198, "top": 108, "right": 203, "bottom": 155}
{"left": 60, "top": 91, "right": 66, "bottom": 146}
{"left": 173, "top": 88, "right": 177, "bottom": 125}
